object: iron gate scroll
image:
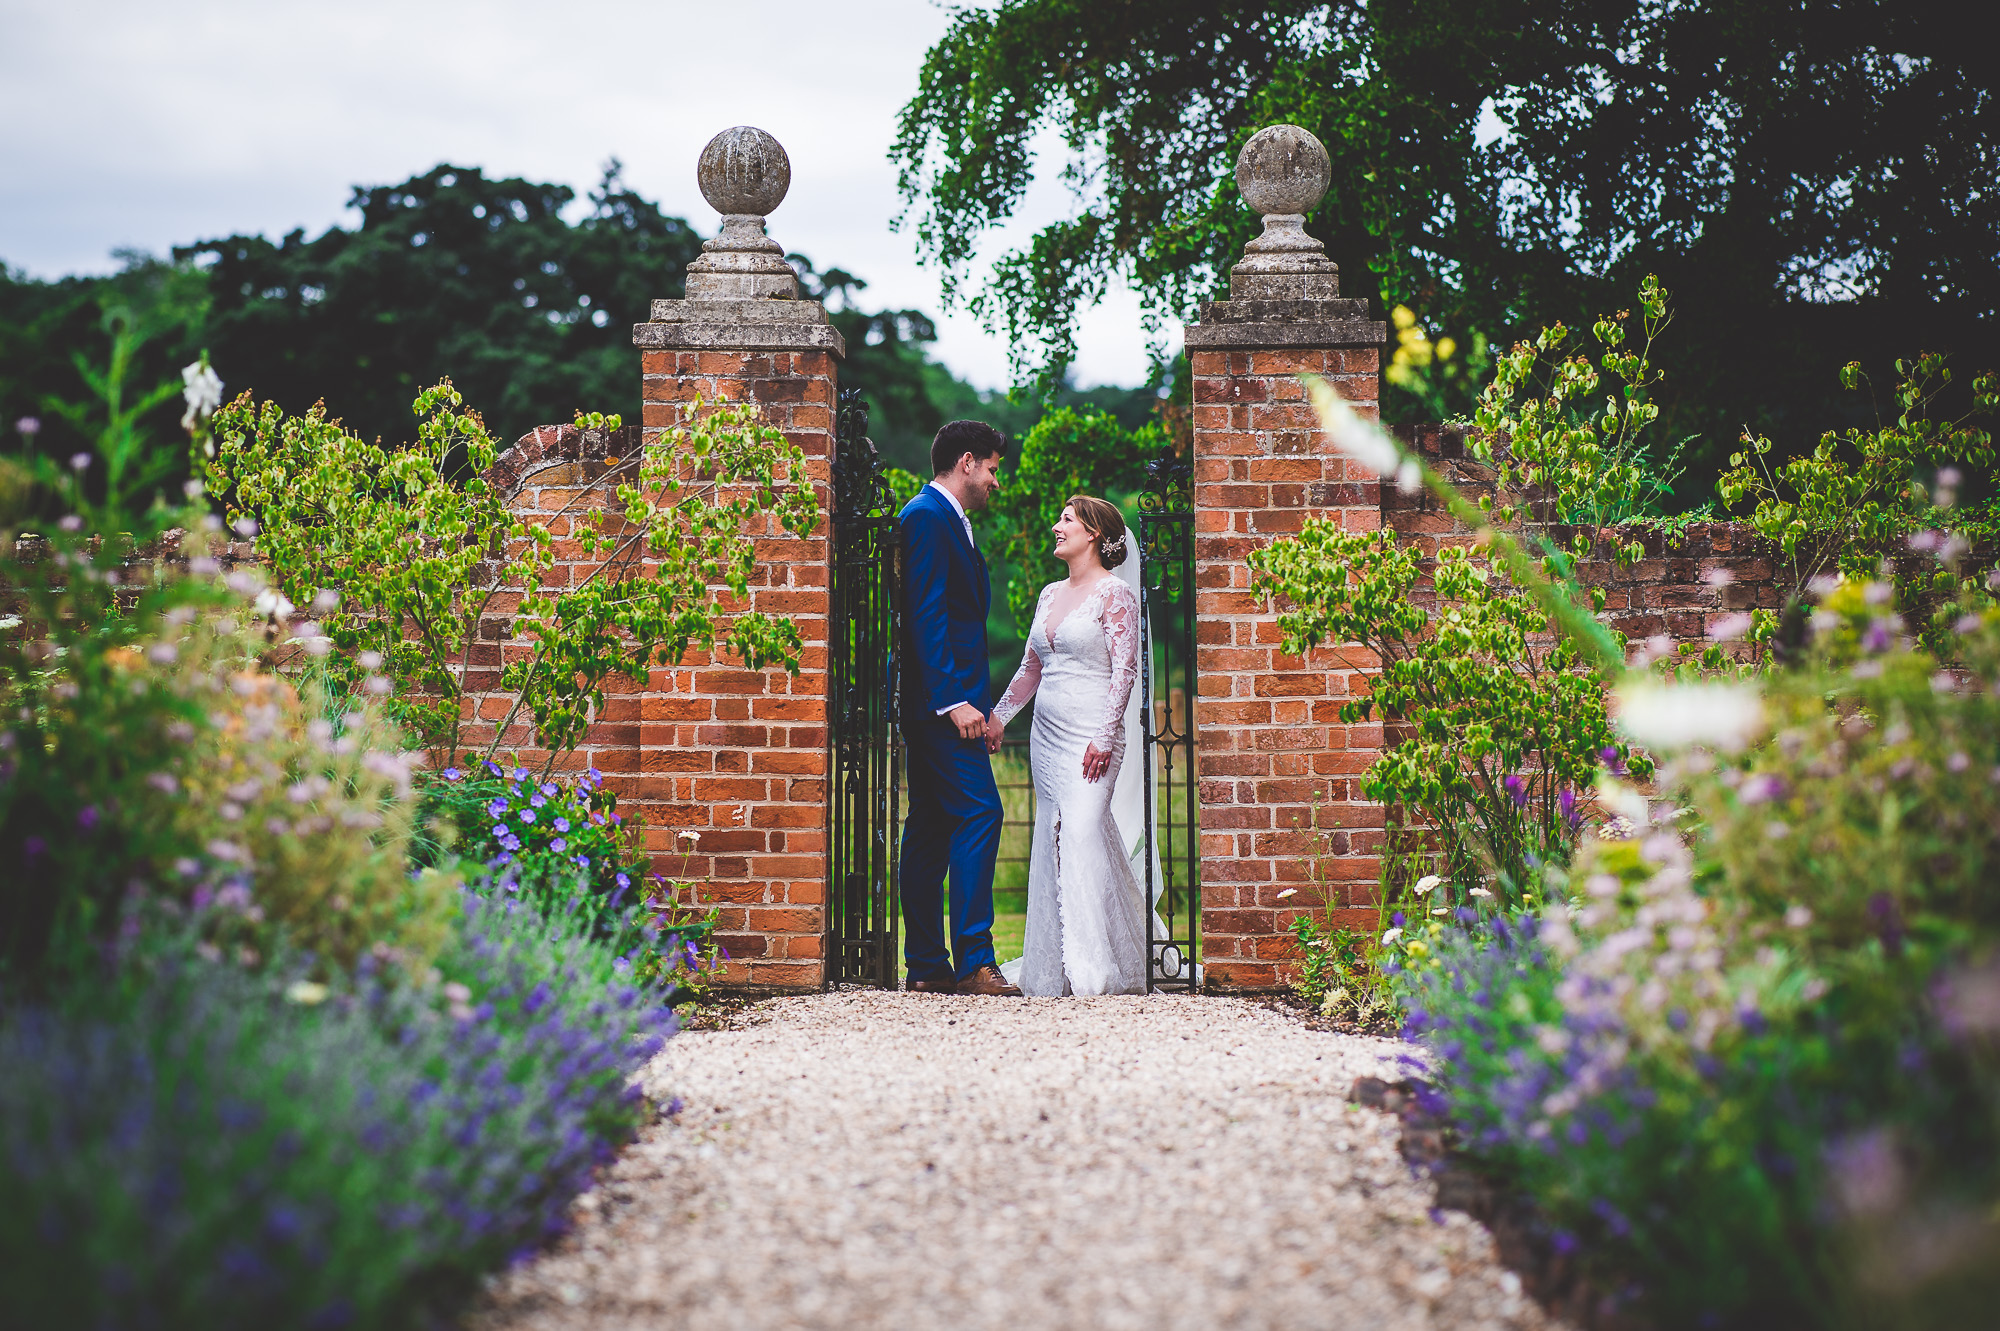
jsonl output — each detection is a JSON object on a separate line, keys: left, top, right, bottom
{"left": 1140, "top": 455, "right": 1200, "bottom": 992}
{"left": 827, "top": 389, "right": 902, "bottom": 988}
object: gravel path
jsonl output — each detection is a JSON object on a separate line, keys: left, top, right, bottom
{"left": 468, "top": 991, "right": 1556, "bottom": 1331}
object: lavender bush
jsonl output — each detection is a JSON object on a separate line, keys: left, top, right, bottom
{"left": 1395, "top": 591, "right": 2000, "bottom": 1327}
{"left": 0, "top": 886, "right": 675, "bottom": 1330}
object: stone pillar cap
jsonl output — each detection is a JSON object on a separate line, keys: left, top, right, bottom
{"left": 687, "top": 126, "right": 800, "bottom": 300}
{"left": 1228, "top": 124, "right": 1339, "bottom": 300}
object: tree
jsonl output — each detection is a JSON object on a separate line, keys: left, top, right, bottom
{"left": 893, "top": 0, "right": 1999, "bottom": 493}
{"left": 181, "top": 162, "right": 704, "bottom": 450}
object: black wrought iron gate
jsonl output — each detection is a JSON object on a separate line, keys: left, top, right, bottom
{"left": 1139, "top": 455, "right": 1200, "bottom": 992}
{"left": 826, "top": 389, "right": 902, "bottom": 988}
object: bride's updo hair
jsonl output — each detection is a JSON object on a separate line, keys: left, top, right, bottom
{"left": 1066, "top": 494, "right": 1129, "bottom": 569}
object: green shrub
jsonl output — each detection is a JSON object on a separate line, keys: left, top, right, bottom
{"left": 1718, "top": 351, "right": 1998, "bottom": 652}
{"left": 1250, "top": 522, "right": 1648, "bottom": 900}
{"left": 204, "top": 386, "right": 819, "bottom": 765}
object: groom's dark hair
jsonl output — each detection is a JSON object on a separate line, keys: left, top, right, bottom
{"left": 931, "top": 420, "right": 1006, "bottom": 476}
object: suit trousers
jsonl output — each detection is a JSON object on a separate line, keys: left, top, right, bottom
{"left": 899, "top": 713, "right": 1002, "bottom": 983}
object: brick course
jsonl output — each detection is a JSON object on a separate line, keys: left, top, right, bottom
{"left": 1191, "top": 344, "right": 1385, "bottom": 990}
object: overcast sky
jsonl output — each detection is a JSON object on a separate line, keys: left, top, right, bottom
{"left": 0, "top": 0, "right": 1167, "bottom": 390}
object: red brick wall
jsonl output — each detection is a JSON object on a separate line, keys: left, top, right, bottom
{"left": 1388, "top": 424, "right": 1788, "bottom": 649}
{"left": 1191, "top": 346, "right": 1385, "bottom": 990}
{"left": 471, "top": 349, "right": 837, "bottom": 991}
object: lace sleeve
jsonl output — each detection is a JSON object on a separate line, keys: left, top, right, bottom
{"left": 1090, "top": 580, "right": 1142, "bottom": 755}
{"left": 991, "top": 585, "right": 1054, "bottom": 730}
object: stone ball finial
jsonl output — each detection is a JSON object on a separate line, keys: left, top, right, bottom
{"left": 1235, "top": 125, "right": 1331, "bottom": 217}
{"left": 697, "top": 126, "right": 791, "bottom": 217}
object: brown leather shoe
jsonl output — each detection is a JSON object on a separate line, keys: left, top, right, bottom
{"left": 954, "top": 965, "right": 1022, "bottom": 997}
{"left": 908, "top": 977, "right": 955, "bottom": 994}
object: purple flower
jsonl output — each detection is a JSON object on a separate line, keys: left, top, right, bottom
{"left": 1559, "top": 787, "right": 1581, "bottom": 830}
{"left": 443, "top": 767, "right": 463, "bottom": 781}
{"left": 519, "top": 809, "right": 536, "bottom": 824}
{"left": 550, "top": 838, "right": 567, "bottom": 853}
{"left": 540, "top": 782, "right": 558, "bottom": 797}
{"left": 76, "top": 805, "right": 100, "bottom": 831}
{"left": 1503, "top": 774, "right": 1528, "bottom": 808}
{"left": 509, "top": 767, "right": 529, "bottom": 782}
{"left": 487, "top": 798, "right": 508, "bottom": 817}
{"left": 616, "top": 873, "right": 631, "bottom": 891}
{"left": 24, "top": 835, "right": 45, "bottom": 860}
{"left": 553, "top": 816, "right": 571, "bottom": 833}
{"left": 492, "top": 823, "right": 510, "bottom": 839}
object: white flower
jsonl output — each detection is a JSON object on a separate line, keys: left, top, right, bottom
{"left": 1380, "top": 926, "right": 1404, "bottom": 944}
{"left": 1614, "top": 679, "right": 1766, "bottom": 753}
{"left": 1429, "top": 906, "right": 1448, "bottom": 916}
{"left": 181, "top": 360, "right": 223, "bottom": 430}
{"left": 1469, "top": 887, "right": 1493, "bottom": 898}
{"left": 1304, "top": 376, "right": 1401, "bottom": 477}
{"left": 1275, "top": 888, "right": 1298, "bottom": 899}
{"left": 285, "top": 981, "right": 329, "bottom": 1005}
{"left": 1413, "top": 874, "right": 1443, "bottom": 896}
{"left": 1785, "top": 904, "right": 1813, "bottom": 928}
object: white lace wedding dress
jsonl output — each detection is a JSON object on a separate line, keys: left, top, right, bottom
{"left": 991, "top": 573, "right": 1151, "bottom": 996}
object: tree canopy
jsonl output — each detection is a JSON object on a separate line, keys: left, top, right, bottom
{"left": 3, "top": 163, "right": 1080, "bottom": 481}
{"left": 894, "top": 0, "right": 1997, "bottom": 490}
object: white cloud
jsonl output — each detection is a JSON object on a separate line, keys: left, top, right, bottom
{"left": 0, "top": 0, "right": 1173, "bottom": 389}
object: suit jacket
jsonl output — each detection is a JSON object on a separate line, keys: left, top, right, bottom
{"left": 899, "top": 484, "right": 991, "bottom": 722}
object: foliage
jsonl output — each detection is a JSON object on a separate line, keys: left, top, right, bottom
{"left": 1395, "top": 598, "right": 2000, "bottom": 1326}
{"left": 179, "top": 162, "right": 703, "bottom": 451}
{"left": 1249, "top": 520, "right": 1649, "bottom": 899}
{"left": 987, "top": 406, "right": 1165, "bottom": 627}
{"left": 5, "top": 165, "right": 998, "bottom": 480}
{"left": 892, "top": 0, "right": 1998, "bottom": 486}
{"left": 2, "top": 331, "right": 449, "bottom": 983}
{"left": 205, "top": 386, "right": 818, "bottom": 764}
{"left": 1467, "top": 275, "right": 1687, "bottom": 564}
{"left": 0, "top": 884, "right": 675, "bottom": 1330}
{"left": 0, "top": 253, "right": 211, "bottom": 470}
{"left": 1718, "top": 351, "right": 2000, "bottom": 653}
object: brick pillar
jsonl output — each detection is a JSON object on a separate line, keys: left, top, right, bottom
{"left": 1183, "top": 126, "right": 1388, "bottom": 990}
{"left": 624, "top": 128, "right": 845, "bottom": 992}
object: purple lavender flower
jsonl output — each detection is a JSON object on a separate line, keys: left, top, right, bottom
{"left": 1559, "top": 787, "right": 1580, "bottom": 830}
{"left": 1503, "top": 774, "right": 1528, "bottom": 807}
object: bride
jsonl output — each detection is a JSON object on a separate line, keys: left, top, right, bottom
{"left": 986, "top": 495, "right": 1151, "bottom": 996}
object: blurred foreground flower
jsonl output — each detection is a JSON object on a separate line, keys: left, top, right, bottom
{"left": 1614, "top": 679, "right": 1765, "bottom": 752}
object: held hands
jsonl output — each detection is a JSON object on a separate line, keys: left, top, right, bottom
{"left": 985, "top": 713, "right": 1004, "bottom": 754}
{"left": 1081, "top": 743, "right": 1112, "bottom": 783}
{"left": 949, "top": 702, "right": 986, "bottom": 741}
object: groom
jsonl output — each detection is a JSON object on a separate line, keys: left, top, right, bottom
{"left": 898, "top": 420, "right": 1021, "bottom": 996}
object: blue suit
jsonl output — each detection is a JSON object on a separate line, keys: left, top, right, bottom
{"left": 898, "top": 484, "right": 1003, "bottom": 983}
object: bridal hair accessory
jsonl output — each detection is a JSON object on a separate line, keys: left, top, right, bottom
{"left": 1100, "top": 533, "right": 1128, "bottom": 562}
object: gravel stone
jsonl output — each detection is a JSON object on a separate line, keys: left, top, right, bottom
{"left": 466, "top": 991, "right": 1560, "bottom": 1331}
